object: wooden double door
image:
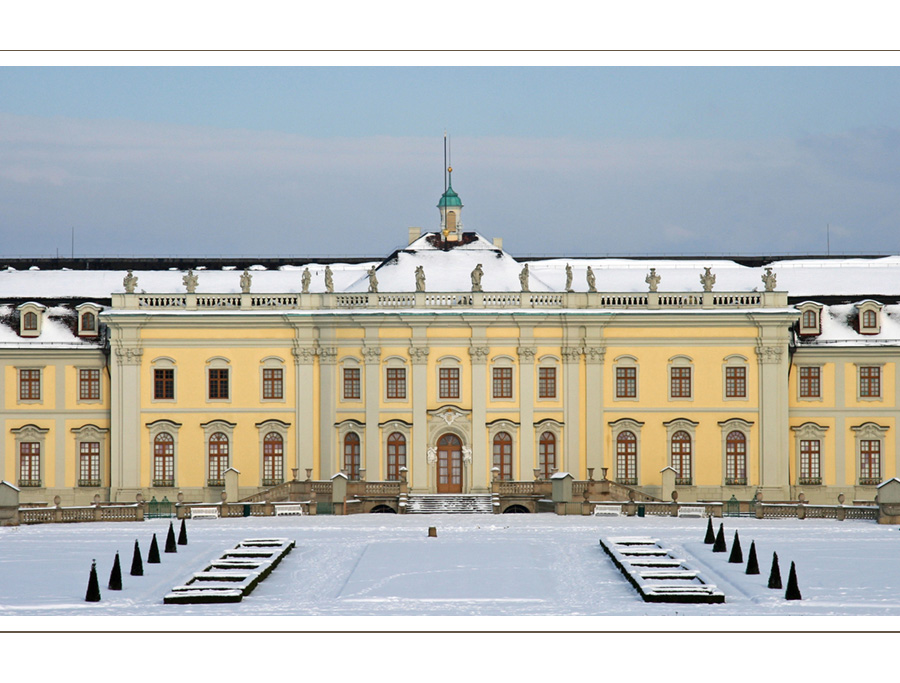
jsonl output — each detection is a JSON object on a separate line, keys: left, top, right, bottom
{"left": 436, "top": 433, "right": 463, "bottom": 493}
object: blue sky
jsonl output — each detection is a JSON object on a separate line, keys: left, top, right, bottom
{"left": 2, "top": 66, "right": 900, "bottom": 257}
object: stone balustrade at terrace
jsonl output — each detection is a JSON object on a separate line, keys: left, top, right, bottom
{"left": 111, "top": 290, "right": 787, "bottom": 312}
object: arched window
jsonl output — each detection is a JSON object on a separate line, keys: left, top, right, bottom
{"left": 386, "top": 432, "right": 406, "bottom": 481}
{"left": 725, "top": 431, "right": 747, "bottom": 485}
{"left": 81, "top": 311, "right": 96, "bottom": 332}
{"left": 493, "top": 432, "right": 513, "bottom": 481}
{"left": 23, "top": 311, "right": 37, "bottom": 331}
{"left": 208, "top": 432, "right": 229, "bottom": 485}
{"left": 616, "top": 430, "right": 637, "bottom": 484}
{"left": 802, "top": 309, "right": 818, "bottom": 329}
{"left": 263, "top": 432, "right": 284, "bottom": 485}
{"left": 671, "top": 430, "right": 692, "bottom": 485}
{"left": 344, "top": 432, "right": 360, "bottom": 480}
{"left": 539, "top": 431, "right": 556, "bottom": 479}
{"left": 153, "top": 433, "right": 174, "bottom": 487}
{"left": 862, "top": 309, "right": 877, "bottom": 329}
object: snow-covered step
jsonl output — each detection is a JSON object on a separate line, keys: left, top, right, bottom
{"left": 406, "top": 494, "right": 493, "bottom": 514}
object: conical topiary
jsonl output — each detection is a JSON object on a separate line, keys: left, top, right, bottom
{"left": 745, "top": 541, "right": 760, "bottom": 575}
{"left": 147, "top": 533, "right": 161, "bottom": 563}
{"left": 85, "top": 560, "right": 101, "bottom": 602}
{"left": 768, "top": 551, "right": 782, "bottom": 589}
{"left": 728, "top": 530, "right": 743, "bottom": 563}
{"left": 712, "top": 523, "right": 727, "bottom": 552}
{"left": 108, "top": 551, "right": 123, "bottom": 590}
{"left": 704, "top": 517, "right": 715, "bottom": 544}
{"left": 165, "top": 521, "right": 177, "bottom": 553}
{"left": 177, "top": 518, "right": 188, "bottom": 545}
{"left": 130, "top": 540, "right": 143, "bottom": 576}
{"left": 785, "top": 561, "right": 802, "bottom": 600}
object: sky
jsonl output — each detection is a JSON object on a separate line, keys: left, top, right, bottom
{"left": 2, "top": 66, "right": 900, "bottom": 258}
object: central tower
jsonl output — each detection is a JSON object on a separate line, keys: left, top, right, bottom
{"left": 438, "top": 167, "right": 463, "bottom": 242}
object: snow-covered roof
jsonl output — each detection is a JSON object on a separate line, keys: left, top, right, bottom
{"left": 0, "top": 304, "right": 104, "bottom": 349}
{"left": 798, "top": 304, "right": 900, "bottom": 347}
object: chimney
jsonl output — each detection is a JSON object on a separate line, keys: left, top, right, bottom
{"left": 408, "top": 227, "right": 422, "bottom": 245}
{"left": 492, "top": 237, "right": 503, "bottom": 250}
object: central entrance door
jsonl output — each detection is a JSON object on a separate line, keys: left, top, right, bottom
{"left": 437, "top": 433, "right": 463, "bottom": 493}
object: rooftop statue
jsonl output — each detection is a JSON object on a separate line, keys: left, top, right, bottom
{"left": 240, "top": 269, "right": 252, "bottom": 294}
{"left": 565, "top": 263, "right": 574, "bottom": 293}
{"left": 183, "top": 269, "right": 198, "bottom": 294}
{"left": 762, "top": 267, "right": 777, "bottom": 292}
{"left": 368, "top": 266, "right": 378, "bottom": 293}
{"left": 415, "top": 265, "right": 425, "bottom": 292}
{"left": 471, "top": 264, "right": 483, "bottom": 292}
{"left": 646, "top": 268, "right": 661, "bottom": 292}
{"left": 519, "top": 264, "right": 530, "bottom": 292}
{"left": 324, "top": 266, "right": 334, "bottom": 293}
{"left": 301, "top": 267, "right": 311, "bottom": 294}
{"left": 700, "top": 267, "right": 716, "bottom": 292}
{"left": 123, "top": 270, "right": 138, "bottom": 294}
{"left": 586, "top": 266, "right": 596, "bottom": 293}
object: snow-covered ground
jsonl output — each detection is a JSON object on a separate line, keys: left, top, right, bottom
{"left": 2, "top": 514, "right": 898, "bottom": 618}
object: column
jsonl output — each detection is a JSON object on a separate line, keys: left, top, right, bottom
{"left": 109, "top": 339, "right": 143, "bottom": 501}
{"left": 409, "top": 344, "right": 429, "bottom": 492}
{"left": 517, "top": 345, "right": 535, "bottom": 480}
{"left": 562, "top": 346, "right": 582, "bottom": 476}
{"left": 469, "top": 343, "right": 489, "bottom": 492}
{"left": 756, "top": 339, "right": 791, "bottom": 494}
{"left": 362, "top": 344, "right": 382, "bottom": 478}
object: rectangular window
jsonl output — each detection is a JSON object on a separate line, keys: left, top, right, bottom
{"left": 725, "top": 366, "right": 746, "bottom": 398}
{"left": 154, "top": 368, "right": 174, "bottom": 400}
{"left": 208, "top": 368, "right": 229, "bottom": 400}
{"left": 799, "top": 367, "right": 820, "bottom": 398}
{"left": 860, "top": 440, "right": 881, "bottom": 484}
{"left": 539, "top": 367, "right": 557, "bottom": 399}
{"left": 670, "top": 367, "right": 692, "bottom": 398}
{"left": 19, "top": 369, "right": 41, "bottom": 401}
{"left": 79, "top": 442, "right": 100, "bottom": 486}
{"left": 860, "top": 366, "right": 881, "bottom": 398}
{"left": 79, "top": 368, "right": 101, "bottom": 401}
{"left": 799, "top": 439, "right": 821, "bottom": 484}
{"left": 19, "top": 442, "right": 40, "bottom": 486}
{"left": 492, "top": 367, "right": 513, "bottom": 399}
{"left": 439, "top": 367, "right": 460, "bottom": 400}
{"left": 386, "top": 368, "right": 407, "bottom": 399}
{"left": 616, "top": 367, "right": 636, "bottom": 398}
{"left": 262, "top": 368, "right": 283, "bottom": 400}
{"left": 343, "top": 367, "right": 360, "bottom": 400}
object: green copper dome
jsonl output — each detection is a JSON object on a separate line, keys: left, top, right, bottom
{"left": 438, "top": 181, "right": 463, "bottom": 208}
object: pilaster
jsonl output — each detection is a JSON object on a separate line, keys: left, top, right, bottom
{"left": 318, "top": 345, "right": 337, "bottom": 479}
{"left": 517, "top": 344, "right": 535, "bottom": 481}
{"left": 584, "top": 344, "right": 606, "bottom": 476}
{"left": 110, "top": 340, "right": 143, "bottom": 501}
{"left": 469, "top": 341, "right": 489, "bottom": 492}
{"left": 292, "top": 343, "right": 317, "bottom": 479}
{"left": 362, "top": 343, "right": 382, "bottom": 478}
{"left": 561, "top": 345, "right": 582, "bottom": 476}
{"left": 755, "top": 339, "right": 790, "bottom": 493}
{"left": 409, "top": 343, "right": 429, "bottom": 492}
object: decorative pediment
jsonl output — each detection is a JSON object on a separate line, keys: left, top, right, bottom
{"left": 852, "top": 422, "right": 888, "bottom": 441}
{"left": 791, "top": 422, "right": 828, "bottom": 439}
{"left": 11, "top": 424, "right": 49, "bottom": 440}
{"left": 71, "top": 424, "right": 110, "bottom": 440}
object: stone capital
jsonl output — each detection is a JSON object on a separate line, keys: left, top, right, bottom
{"left": 583, "top": 345, "right": 606, "bottom": 364}
{"left": 361, "top": 346, "right": 382, "bottom": 364}
{"left": 318, "top": 347, "right": 338, "bottom": 365}
{"left": 114, "top": 346, "right": 143, "bottom": 366}
{"left": 292, "top": 345, "right": 317, "bottom": 365}
{"left": 469, "top": 346, "right": 490, "bottom": 365}
{"left": 561, "top": 346, "right": 583, "bottom": 364}
{"left": 408, "top": 345, "right": 430, "bottom": 365}
{"left": 755, "top": 344, "right": 784, "bottom": 364}
{"left": 516, "top": 346, "right": 536, "bottom": 363}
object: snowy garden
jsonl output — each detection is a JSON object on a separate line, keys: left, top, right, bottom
{"left": 2, "top": 513, "right": 899, "bottom": 618}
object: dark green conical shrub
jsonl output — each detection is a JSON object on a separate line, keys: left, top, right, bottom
{"left": 177, "top": 518, "right": 188, "bottom": 545}
{"left": 130, "top": 540, "right": 143, "bottom": 576}
{"left": 728, "top": 530, "right": 743, "bottom": 563}
{"left": 704, "top": 517, "right": 715, "bottom": 544}
{"left": 712, "top": 523, "right": 727, "bottom": 552}
{"left": 147, "top": 533, "right": 161, "bottom": 563}
{"left": 745, "top": 541, "right": 760, "bottom": 575}
{"left": 785, "top": 561, "right": 802, "bottom": 600}
{"left": 85, "top": 560, "right": 101, "bottom": 602}
{"left": 108, "top": 551, "right": 122, "bottom": 590}
{"left": 768, "top": 551, "right": 782, "bottom": 589}
{"left": 165, "top": 521, "right": 177, "bottom": 553}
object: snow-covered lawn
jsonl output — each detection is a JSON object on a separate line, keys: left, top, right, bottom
{"left": 2, "top": 513, "right": 899, "bottom": 618}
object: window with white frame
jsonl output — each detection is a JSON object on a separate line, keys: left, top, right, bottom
{"left": 856, "top": 301, "right": 883, "bottom": 335}
{"left": 798, "top": 366, "right": 822, "bottom": 399}
{"left": 858, "top": 365, "right": 882, "bottom": 400}
{"left": 79, "top": 368, "right": 101, "bottom": 401}
{"left": 723, "top": 356, "right": 748, "bottom": 400}
{"left": 791, "top": 422, "right": 827, "bottom": 486}
{"left": 609, "top": 418, "right": 643, "bottom": 486}
{"left": 668, "top": 356, "right": 693, "bottom": 401}
{"left": 852, "top": 422, "right": 887, "bottom": 486}
{"left": 797, "top": 302, "right": 823, "bottom": 336}
{"left": 614, "top": 356, "right": 638, "bottom": 400}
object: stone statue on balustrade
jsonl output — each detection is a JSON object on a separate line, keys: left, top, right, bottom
{"left": 565, "top": 263, "right": 573, "bottom": 292}
{"left": 324, "top": 266, "right": 334, "bottom": 293}
{"left": 240, "top": 269, "right": 252, "bottom": 294}
{"left": 415, "top": 265, "right": 426, "bottom": 292}
{"left": 700, "top": 267, "right": 716, "bottom": 292}
{"left": 762, "top": 267, "right": 777, "bottom": 292}
{"left": 519, "top": 264, "right": 530, "bottom": 292}
{"left": 586, "top": 266, "right": 597, "bottom": 293}
{"left": 471, "top": 264, "right": 483, "bottom": 292}
{"left": 301, "top": 267, "right": 311, "bottom": 294}
{"left": 123, "top": 270, "right": 138, "bottom": 294}
{"left": 645, "top": 268, "right": 661, "bottom": 292}
{"left": 367, "top": 266, "right": 378, "bottom": 293}
{"left": 183, "top": 269, "right": 198, "bottom": 293}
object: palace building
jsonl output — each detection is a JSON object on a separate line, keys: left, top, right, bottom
{"left": 1, "top": 174, "right": 898, "bottom": 510}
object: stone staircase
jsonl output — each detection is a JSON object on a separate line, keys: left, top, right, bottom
{"left": 406, "top": 494, "right": 494, "bottom": 514}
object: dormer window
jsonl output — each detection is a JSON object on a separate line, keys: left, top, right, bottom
{"left": 856, "top": 301, "right": 883, "bottom": 335}
{"left": 17, "top": 302, "right": 46, "bottom": 338}
{"left": 796, "top": 302, "right": 823, "bottom": 337}
{"left": 76, "top": 303, "right": 101, "bottom": 337}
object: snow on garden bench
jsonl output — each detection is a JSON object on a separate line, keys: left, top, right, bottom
{"left": 274, "top": 504, "right": 304, "bottom": 516}
{"left": 677, "top": 506, "right": 706, "bottom": 518}
{"left": 189, "top": 506, "right": 219, "bottom": 519}
{"left": 593, "top": 504, "right": 623, "bottom": 517}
